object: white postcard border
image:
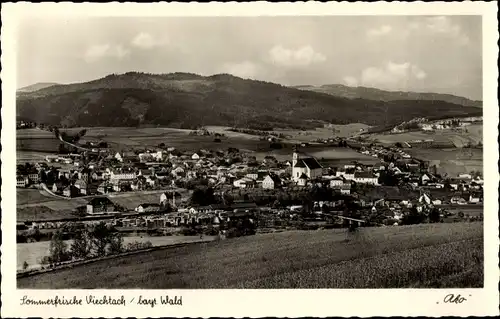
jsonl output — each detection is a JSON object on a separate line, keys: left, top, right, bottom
{"left": 1, "top": 2, "right": 499, "bottom": 317}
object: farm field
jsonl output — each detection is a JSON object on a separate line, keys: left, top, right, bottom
{"left": 408, "top": 148, "right": 483, "bottom": 176}
{"left": 16, "top": 189, "right": 187, "bottom": 221}
{"left": 254, "top": 145, "right": 380, "bottom": 166}
{"left": 17, "top": 235, "right": 216, "bottom": 271}
{"left": 17, "top": 124, "right": 372, "bottom": 157}
{"left": 17, "top": 189, "right": 55, "bottom": 205}
{"left": 17, "top": 222, "right": 483, "bottom": 289}
{"left": 365, "top": 124, "right": 482, "bottom": 147}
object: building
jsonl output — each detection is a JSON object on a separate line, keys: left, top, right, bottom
{"left": 16, "top": 176, "right": 28, "bottom": 188}
{"left": 233, "top": 177, "right": 256, "bottom": 188}
{"left": 28, "top": 173, "right": 40, "bottom": 183}
{"left": 63, "top": 185, "right": 79, "bottom": 198}
{"left": 86, "top": 197, "right": 117, "bottom": 215}
{"left": 292, "top": 148, "right": 323, "bottom": 183}
{"left": 329, "top": 176, "right": 345, "bottom": 187}
{"left": 110, "top": 170, "right": 136, "bottom": 181}
{"left": 160, "top": 191, "right": 182, "bottom": 207}
{"left": 135, "top": 203, "right": 161, "bottom": 213}
{"left": 262, "top": 174, "right": 282, "bottom": 189}
{"left": 353, "top": 172, "right": 379, "bottom": 185}
{"left": 297, "top": 173, "right": 308, "bottom": 187}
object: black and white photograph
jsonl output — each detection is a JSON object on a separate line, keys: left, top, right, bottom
{"left": 2, "top": 2, "right": 499, "bottom": 318}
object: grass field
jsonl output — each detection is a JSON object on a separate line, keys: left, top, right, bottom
{"left": 17, "top": 190, "right": 186, "bottom": 221}
{"left": 366, "top": 124, "right": 482, "bottom": 148}
{"left": 17, "top": 189, "right": 55, "bottom": 206}
{"left": 17, "top": 222, "right": 483, "bottom": 289}
{"left": 408, "top": 148, "right": 483, "bottom": 176}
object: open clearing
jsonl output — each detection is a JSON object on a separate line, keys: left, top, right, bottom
{"left": 366, "top": 124, "right": 482, "bottom": 147}
{"left": 17, "top": 190, "right": 187, "bottom": 221}
{"left": 17, "top": 124, "right": 372, "bottom": 158}
{"left": 17, "top": 222, "right": 483, "bottom": 289}
{"left": 408, "top": 148, "right": 482, "bottom": 176}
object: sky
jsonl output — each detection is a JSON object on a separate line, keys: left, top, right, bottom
{"left": 16, "top": 15, "right": 482, "bottom": 100}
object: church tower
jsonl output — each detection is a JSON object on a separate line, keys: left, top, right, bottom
{"left": 292, "top": 145, "right": 299, "bottom": 167}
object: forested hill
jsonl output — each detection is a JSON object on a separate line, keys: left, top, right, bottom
{"left": 16, "top": 72, "right": 482, "bottom": 129}
{"left": 293, "top": 84, "right": 482, "bottom": 108}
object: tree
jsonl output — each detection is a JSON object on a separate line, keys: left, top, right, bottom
{"left": 90, "top": 222, "right": 112, "bottom": 257}
{"left": 23, "top": 261, "right": 29, "bottom": 271}
{"left": 108, "top": 233, "right": 124, "bottom": 255}
{"left": 49, "top": 231, "right": 69, "bottom": 263}
{"left": 429, "top": 208, "right": 441, "bottom": 223}
{"left": 70, "top": 230, "right": 91, "bottom": 259}
{"left": 402, "top": 208, "right": 426, "bottom": 225}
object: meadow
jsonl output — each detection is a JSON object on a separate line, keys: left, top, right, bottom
{"left": 17, "top": 222, "right": 483, "bottom": 289}
{"left": 16, "top": 189, "right": 184, "bottom": 221}
{"left": 366, "top": 124, "right": 482, "bottom": 148}
{"left": 408, "top": 148, "right": 483, "bottom": 176}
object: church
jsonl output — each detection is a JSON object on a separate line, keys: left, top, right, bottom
{"left": 292, "top": 147, "right": 323, "bottom": 184}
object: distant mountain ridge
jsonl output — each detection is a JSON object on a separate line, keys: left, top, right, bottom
{"left": 293, "top": 84, "right": 482, "bottom": 108}
{"left": 16, "top": 72, "right": 482, "bottom": 130}
{"left": 17, "top": 82, "right": 60, "bottom": 93}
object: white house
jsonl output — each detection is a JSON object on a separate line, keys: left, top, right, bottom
{"left": 110, "top": 170, "right": 136, "bottom": 181}
{"left": 336, "top": 169, "right": 355, "bottom": 181}
{"left": 418, "top": 193, "right": 432, "bottom": 205}
{"left": 292, "top": 149, "right": 322, "bottom": 183}
{"left": 191, "top": 153, "right": 200, "bottom": 160}
{"left": 329, "top": 177, "right": 345, "bottom": 187}
{"left": 297, "top": 173, "right": 308, "bottom": 187}
{"left": 353, "top": 172, "right": 378, "bottom": 185}
{"left": 262, "top": 174, "right": 282, "bottom": 189}
{"left": 114, "top": 152, "right": 123, "bottom": 162}
{"left": 458, "top": 173, "right": 472, "bottom": 180}
{"left": 421, "top": 174, "right": 431, "bottom": 185}
{"left": 233, "top": 177, "right": 255, "bottom": 188}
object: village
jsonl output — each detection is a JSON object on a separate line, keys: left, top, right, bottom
{"left": 16, "top": 126, "right": 484, "bottom": 241}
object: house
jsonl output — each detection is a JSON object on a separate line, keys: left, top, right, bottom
{"left": 297, "top": 173, "right": 308, "bottom": 187}
{"left": 353, "top": 172, "right": 378, "bottom": 185}
{"left": 339, "top": 184, "right": 351, "bottom": 195}
{"left": 28, "top": 173, "right": 40, "bottom": 183}
{"left": 135, "top": 203, "right": 161, "bottom": 213}
{"left": 451, "top": 196, "right": 467, "bottom": 205}
{"left": 262, "top": 174, "right": 282, "bottom": 189}
{"left": 233, "top": 177, "right": 256, "bottom": 188}
{"left": 329, "top": 176, "right": 345, "bottom": 187}
{"left": 469, "top": 193, "right": 482, "bottom": 204}
{"left": 63, "top": 185, "right": 79, "bottom": 198}
{"left": 86, "top": 197, "right": 117, "bottom": 215}
{"left": 92, "top": 171, "right": 105, "bottom": 181}
{"left": 418, "top": 193, "right": 432, "bottom": 205}
{"left": 160, "top": 191, "right": 182, "bottom": 206}
{"left": 292, "top": 148, "right": 323, "bottom": 182}
{"left": 52, "top": 182, "right": 64, "bottom": 193}
{"left": 458, "top": 173, "right": 472, "bottom": 180}
{"left": 336, "top": 168, "right": 355, "bottom": 180}
{"left": 191, "top": 153, "right": 200, "bottom": 160}
{"left": 16, "top": 176, "right": 28, "bottom": 188}
{"left": 97, "top": 182, "right": 112, "bottom": 194}
{"left": 432, "top": 199, "right": 442, "bottom": 205}
{"left": 74, "top": 179, "right": 89, "bottom": 195}
{"left": 448, "top": 179, "right": 462, "bottom": 191}
{"left": 420, "top": 174, "right": 431, "bottom": 185}
{"left": 115, "top": 152, "right": 123, "bottom": 162}
{"left": 110, "top": 170, "right": 136, "bottom": 181}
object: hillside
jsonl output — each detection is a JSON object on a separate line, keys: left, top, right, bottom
{"left": 17, "top": 222, "right": 483, "bottom": 289}
{"left": 17, "top": 82, "right": 60, "bottom": 94}
{"left": 16, "top": 72, "right": 482, "bottom": 129}
{"left": 294, "top": 84, "right": 482, "bottom": 108}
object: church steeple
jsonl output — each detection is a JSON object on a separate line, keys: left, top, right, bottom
{"left": 292, "top": 145, "right": 299, "bottom": 167}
